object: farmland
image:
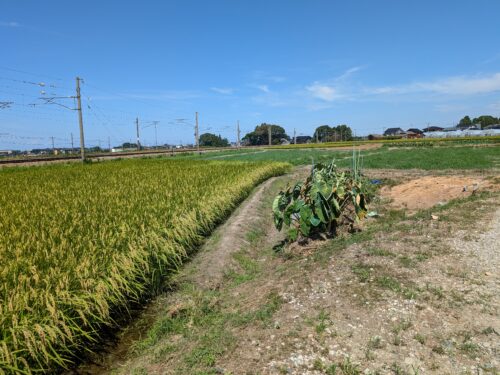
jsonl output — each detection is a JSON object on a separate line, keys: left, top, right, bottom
{"left": 180, "top": 144, "right": 500, "bottom": 169}
{"left": 78, "top": 144, "right": 499, "bottom": 375}
{"left": 97, "top": 160, "right": 500, "bottom": 375}
{"left": 0, "top": 158, "right": 289, "bottom": 373}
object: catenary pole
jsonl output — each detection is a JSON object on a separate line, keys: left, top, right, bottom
{"left": 136, "top": 117, "right": 141, "bottom": 151}
{"left": 75, "top": 77, "right": 85, "bottom": 161}
{"left": 195, "top": 112, "right": 200, "bottom": 153}
{"left": 237, "top": 120, "right": 241, "bottom": 149}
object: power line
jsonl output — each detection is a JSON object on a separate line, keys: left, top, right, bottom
{"left": 0, "top": 66, "right": 65, "bottom": 82}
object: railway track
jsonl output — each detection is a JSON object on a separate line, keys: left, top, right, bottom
{"left": 0, "top": 147, "right": 225, "bottom": 166}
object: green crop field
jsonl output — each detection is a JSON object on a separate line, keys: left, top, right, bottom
{"left": 0, "top": 158, "right": 289, "bottom": 373}
{"left": 180, "top": 145, "right": 500, "bottom": 170}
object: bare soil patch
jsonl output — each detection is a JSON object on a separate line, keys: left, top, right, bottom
{"left": 380, "top": 175, "right": 498, "bottom": 211}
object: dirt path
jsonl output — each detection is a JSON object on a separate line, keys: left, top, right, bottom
{"left": 191, "top": 175, "right": 283, "bottom": 289}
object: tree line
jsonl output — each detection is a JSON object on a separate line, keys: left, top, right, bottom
{"left": 199, "top": 123, "right": 354, "bottom": 147}
{"left": 458, "top": 115, "right": 499, "bottom": 128}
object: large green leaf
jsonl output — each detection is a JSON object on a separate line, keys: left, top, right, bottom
{"left": 330, "top": 197, "right": 341, "bottom": 217}
{"left": 272, "top": 194, "right": 282, "bottom": 216}
{"left": 293, "top": 199, "right": 305, "bottom": 212}
{"left": 317, "top": 192, "right": 332, "bottom": 222}
{"left": 300, "top": 219, "right": 311, "bottom": 236}
{"left": 292, "top": 183, "right": 302, "bottom": 199}
{"left": 310, "top": 216, "right": 321, "bottom": 227}
{"left": 299, "top": 204, "right": 313, "bottom": 221}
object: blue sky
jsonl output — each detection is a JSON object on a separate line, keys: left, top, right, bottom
{"left": 1, "top": 0, "right": 500, "bottom": 149}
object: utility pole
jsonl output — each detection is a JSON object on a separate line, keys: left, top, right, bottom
{"left": 70, "top": 132, "right": 74, "bottom": 152}
{"left": 75, "top": 77, "right": 85, "bottom": 161}
{"left": 268, "top": 125, "right": 272, "bottom": 146}
{"left": 237, "top": 120, "right": 241, "bottom": 150}
{"left": 50, "top": 136, "right": 55, "bottom": 154}
{"left": 195, "top": 112, "right": 200, "bottom": 154}
{"left": 316, "top": 131, "right": 319, "bottom": 143}
{"left": 136, "top": 117, "right": 141, "bottom": 151}
{"left": 108, "top": 136, "right": 111, "bottom": 152}
{"left": 293, "top": 128, "right": 296, "bottom": 145}
{"left": 155, "top": 123, "right": 158, "bottom": 148}
{"left": 153, "top": 121, "right": 159, "bottom": 148}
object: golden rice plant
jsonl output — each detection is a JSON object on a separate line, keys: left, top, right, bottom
{"left": 0, "top": 158, "right": 289, "bottom": 374}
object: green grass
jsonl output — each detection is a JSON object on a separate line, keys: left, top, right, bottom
{"left": 335, "top": 145, "right": 500, "bottom": 170}
{"left": 176, "top": 145, "right": 500, "bottom": 169}
{"left": 180, "top": 148, "right": 352, "bottom": 165}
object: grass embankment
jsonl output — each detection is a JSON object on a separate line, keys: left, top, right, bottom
{"left": 0, "top": 158, "right": 289, "bottom": 373}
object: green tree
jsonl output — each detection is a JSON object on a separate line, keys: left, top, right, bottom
{"left": 333, "top": 124, "right": 353, "bottom": 141}
{"left": 313, "top": 124, "right": 353, "bottom": 142}
{"left": 457, "top": 115, "right": 472, "bottom": 129}
{"left": 242, "top": 123, "right": 289, "bottom": 145}
{"left": 199, "top": 133, "right": 230, "bottom": 147}
{"left": 472, "top": 115, "right": 499, "bottom": 128}
{"left": 313, "top": 125, "right": 331, "bottom": 142}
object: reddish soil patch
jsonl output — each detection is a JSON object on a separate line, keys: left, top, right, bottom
{"left": 381, "top": 175, "right": 494, "bottom": 211}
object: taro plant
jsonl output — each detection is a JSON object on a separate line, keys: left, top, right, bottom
{"left": 273, "top": 154, "right": 373, "bottom": 242}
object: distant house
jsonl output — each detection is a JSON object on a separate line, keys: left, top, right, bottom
{"left": 295, "top": 135, "right": 312, "bottom": 144}
{"left": 383, "top": 127, "right": 405, "bottom": 136}
{"left": 422, "top": 126, "right": 444, "bottom": 132}
{"left": 442, "top": 126, "right": 459, "bottom": 132}
{"left": 407, "top": 128, "right": 423, "bottom": 134}
{"left": 406, "top": 130, "right": 423, "bottom": 139}
{"left": 0, "top": 150, "right": 13, "bottom": 156}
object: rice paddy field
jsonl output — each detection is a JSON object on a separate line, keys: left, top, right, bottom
{"left": 0, "top": 158, "right": 289, "bottom": 373}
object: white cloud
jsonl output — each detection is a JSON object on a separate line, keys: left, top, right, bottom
{"left": 256, "top": 84, "right": 269, "bottom": 93}
{"left": 336, "top": 66, "right": 364, "bottom": 81}
{"left": 306, "top": 82, "right": 343, "bottom": 102}
{"left": 365, "top": 72, "right": 500, "bottom": 96}
{"left": 211, "top": 87, "right": 233, "bottom": 95}
{"left": 248, "top": 84, "right": 271, "bottom": 93}
{"left": 0, "top": 21, "right": 20, "bottom": 28}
